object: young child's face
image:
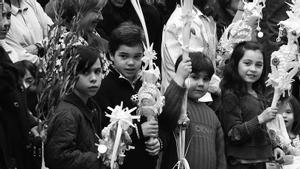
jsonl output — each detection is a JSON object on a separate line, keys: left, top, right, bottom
{"left": 110, "top": 44, "right": 143, "bottom": 82}
{"left": 0, "top": 3, "right": 11, "bottom": 40}
{"left": 279, "top": 102, "right": 294, "bottom": 129}
{"left": 238, "top": 49, "right": 263, "bottom": 86}
{"left": 23, "top": 69, "right": 35, "bottom": 89}
{"left": 75, "top": 58, "right": 102, "bottom": 98}
{"left": 187, "top": 71, "right": 211, "bottom": 101}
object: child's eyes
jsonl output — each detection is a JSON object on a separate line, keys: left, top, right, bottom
{"left": 94, "top": 68, "right": 102, "bottom": 75}
{"left": 243, "top": 61, "right": 251, "bottom": 66}
{"left": 255, "top": 63, "right": 263, "bottom": 67}
{"left": 190, "top": 75, "right": 210, "bottom": 82}
{"left": 25, "top": 78, "right": 34, "bottom": 84}
{"left": 134, "top": 55, "right": 142, "bottom": 60}
{"left": 2, "top": 12, "right": 11, "bottom": 19}
{"left": 82, "top": 70, "right": 90, "bottom": 76}
{"left": 6, "top": 12, "right": 11, "bottom": 19}
{"left": 203, "top": 77, "right": 211, "bottom": 82}
{"left": 190, "top": 75, "right": 199, "bottom": 79}
{"left": 119, "top": 54, "right": 128, "bottom": 59}
{"left": 81, "top": 69, "right": 102, "bottom": 76}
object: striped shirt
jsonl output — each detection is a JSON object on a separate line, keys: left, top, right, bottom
{"left": 185, "top": 101, "right": 226, "bottom": 169}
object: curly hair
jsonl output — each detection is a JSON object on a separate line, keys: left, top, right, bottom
{"left": 220, "top": 41, "right": 267, "bottom": 97}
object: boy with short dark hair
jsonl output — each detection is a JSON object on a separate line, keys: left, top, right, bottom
{"left": 159, "top": 52, "right": 227, "bottom": 169}
{"left": 94, "top": 22, "right": 161, "bottom": 169}
{"left": 45, "top": 46, "right": 105, "bottom": 169}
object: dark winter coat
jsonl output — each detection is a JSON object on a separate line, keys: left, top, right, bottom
{"left": 45, "top": 92, "right": 104, "bottom": 169}
{"left": 258, "top": 0, "right": 291, "bottom": 72}
{"left": 94, "top": 67, "right": 158, "bottom": 169}
{"left": 0, "top": 46, "right": 37, "bottom": 169}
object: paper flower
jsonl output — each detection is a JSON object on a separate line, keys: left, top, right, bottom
{"left": 217, "top": 0, "right": 266, "bottom": 69}
{"left": 277, "top": 0, "right": 300, "bottom": 42}
{"left": 141, "top": 43, "right": 157, "bottom": 71}
{"left": 266, "top": 0, "right": 300, "bottom": 150}
{"left": 130, "top": 0, "right": 164, "bottom": 126}
{"left": 266, "top": 44, "right": 299, "bottom": 94}
{"left": 266, "top": 0, "right": 300, "bottom": 97}
{"left": 96, "top": 102, "right": 139, "bottom": 169}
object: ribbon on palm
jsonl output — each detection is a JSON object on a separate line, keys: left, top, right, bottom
{"left": 172, "top": 0, "right": 194, "bottom": 169}
{"left": 130, "top": 0, "right": 164, "bottom": 141}
{"left": 96, "top": 102, "right": 140, "bottom": 169}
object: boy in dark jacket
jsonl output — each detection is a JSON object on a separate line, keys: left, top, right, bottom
{"left": 94, "top": 22, "right": 161, "bottom": 169}
{"left": 45, "top": 46, "right": 105, "bottom": 169}
{"left": 159, "top": 52, "right": 227, "bottom": 169}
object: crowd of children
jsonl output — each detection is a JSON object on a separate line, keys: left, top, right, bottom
{"left": 0, "top": 0, "right": 300, "bottom": 169}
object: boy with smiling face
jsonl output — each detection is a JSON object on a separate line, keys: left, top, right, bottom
{"left": 94, "top": 22, "right": 161, "bottom": 169}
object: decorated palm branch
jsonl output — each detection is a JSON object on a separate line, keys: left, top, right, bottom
{"left": 266, "top": 0, "right": 300, "bottom": 148}
{"left": 35, "top": 1, "right": 95, "bottom": 168}
{"left": 170, "top": 0, "right": 194, "bottom": 169}
{"left": 217, "top": 0, "right": 266, "bottom": 73}
{"left": 96, "top": 102, "right": 140, "bottom": 169}
{"left": 161, "top": 2, "right": 218, "bottom": 93}
{"left": 130, "top": 0, "right": 164, "bottom": 134}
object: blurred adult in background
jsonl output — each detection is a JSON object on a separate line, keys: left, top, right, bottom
{"left": 258, "top": 0, "right": 291, "bottom": 73}
{"left": 214, "top": 0, "right": 242, "bottom": 39}
{"left": 14, "top": 60, "right": 39, "bottom": 116}
{"left": 14, "top": 59, "right": 43, "bottom": 169}
{"left": 0, "top": 0, "right": 20, "bottom": 63}
{"left": 163, "top": 0, "right": 218, "bottom": 21}
{"left": 6, "top": 0, "right": 53, "bottom": 64}
{"left": 37, "top": 0, "right": 49, "bottom": 8}
{"left": 95, "top": 0, "right": 162, "bottom": 67}
{"left": 45, "top": 0, "right": 109, "bottom": 54}
{"left": 0, "top": 1, "right": 40, "bottom": 169}
{"left": 161, "top": 0, "right": 218, "bottom": 94}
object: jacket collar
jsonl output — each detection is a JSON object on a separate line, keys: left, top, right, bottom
{"left": 110, "top": 66, "right": 142, "bottom": 88}
{"left": 63, "top": 92, "right": 96, "bottom": 123}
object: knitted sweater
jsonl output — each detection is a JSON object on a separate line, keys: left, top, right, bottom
{"left": 159, "top": 80, "right": 227, "bottom": 169}
{"left": 219, "top": 90, "right": 273, "bottom": 161}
